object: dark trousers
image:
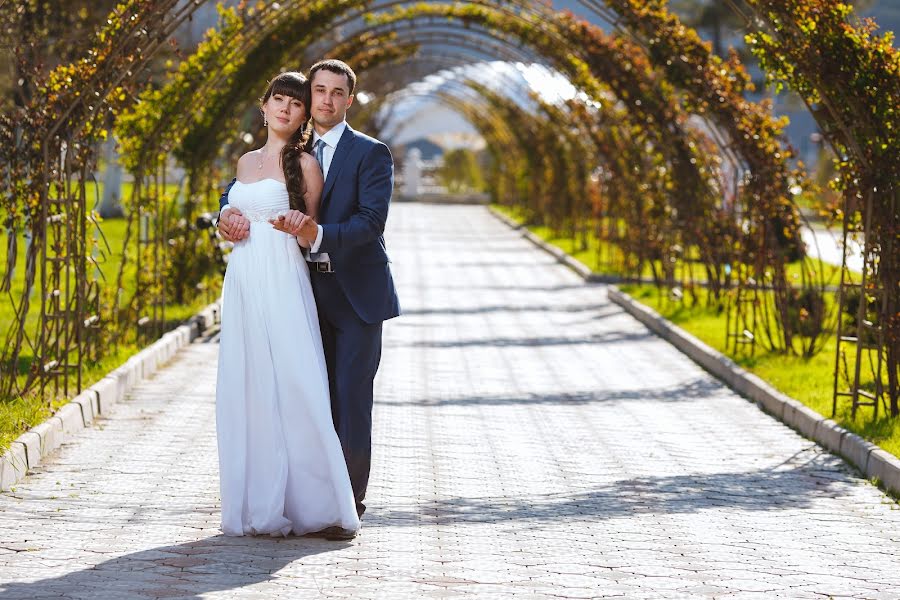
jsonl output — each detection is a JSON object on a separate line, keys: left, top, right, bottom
{"left": 310, "top": 270, "right": 383, "bottom": 518}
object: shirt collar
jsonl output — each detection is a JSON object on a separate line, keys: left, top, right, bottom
{"left": 313, "top": 120, "right": 348, "bottom": 148}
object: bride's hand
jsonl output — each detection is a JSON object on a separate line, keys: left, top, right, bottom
{"left": 270, "top": 209, "right": 309, "bottom": 236}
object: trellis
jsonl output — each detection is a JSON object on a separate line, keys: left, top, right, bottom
{"left": 0, "top": 0, "right": 895, "bottom": 418}
{"left": 736, "top": 0, "right": 899, "bottom": 415}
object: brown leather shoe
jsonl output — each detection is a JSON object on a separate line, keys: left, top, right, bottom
{"left": 322, "top": 526, "right": 358, "bottom": 541}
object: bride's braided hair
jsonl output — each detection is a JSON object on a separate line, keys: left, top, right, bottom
{"left": 260, "top": 72, "right": 313, "bottom": 212}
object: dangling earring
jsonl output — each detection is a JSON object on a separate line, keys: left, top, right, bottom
{"left": 263, "top": 115, "right": 268, "bottom": 127}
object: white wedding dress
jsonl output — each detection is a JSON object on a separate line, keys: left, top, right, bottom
{"left": 215, "top": 177, "right": 359, "bottom": 536}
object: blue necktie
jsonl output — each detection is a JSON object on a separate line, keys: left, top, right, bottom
{"left": 314, "top": 139, "right": 325, "bottom": 174}
{"left": 309, "top": 139, "right": 326, "bottom": 261}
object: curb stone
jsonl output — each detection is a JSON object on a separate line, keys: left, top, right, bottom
{"left": 488, "top": 206, "right": 900, "bottom": 497}
{"left": 0, "top": 301, "right": 221, "bottom": 492}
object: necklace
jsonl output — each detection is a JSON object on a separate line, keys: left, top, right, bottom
{"left": 256, "top": 148, "right": 268, "bottom": 170}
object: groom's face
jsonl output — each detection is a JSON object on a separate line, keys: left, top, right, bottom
{"left": 310, "top": 70, "right": 354, "bottom": 131}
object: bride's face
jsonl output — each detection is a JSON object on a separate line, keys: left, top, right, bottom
{"left": 263, "top": 93, "right": 307, "bottom": 136}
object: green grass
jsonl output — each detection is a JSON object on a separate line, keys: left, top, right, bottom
{"left": 493, "top": 204, "right": 899, "bottom": 460}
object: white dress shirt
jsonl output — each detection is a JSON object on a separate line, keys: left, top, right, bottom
{"left": 308, "top": 120, "right": 348, "bottom": 260}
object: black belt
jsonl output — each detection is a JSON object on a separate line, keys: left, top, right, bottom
{"left": 308, "top": 261, "right": 334, "bottom": 273}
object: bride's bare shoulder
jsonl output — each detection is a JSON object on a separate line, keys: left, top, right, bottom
{"left": 298, "top": 151, "right": 317, "bottom": 168}
{"left": 299, "top": 151, "right": 322, "bottom": 180}
{"left": 235, "top": 150, "right": 260, "bottom": 179}
{"left": 237, "top": 149, "right": 261, "bottom": 166}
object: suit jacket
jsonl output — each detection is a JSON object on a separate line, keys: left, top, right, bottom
{"left": 219, "top": 124, "right": 401, "bottom": 324}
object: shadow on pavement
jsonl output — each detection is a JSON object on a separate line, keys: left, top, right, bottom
{"left": 0, "top": 535, "right": 343, "bottom": 600}
{"left": 378, "top": 377, "right": 726, "bottom": 407}
{"left": 426, "top": 283, "right": 600, "bottom": 293}
{"left": 368, "top": 454, "right": 854, "bottom": 526}
{"left": 402, "top": 329, "right": 653, "bottom": 348}
{"left": 399, "top": 304, "right": 620, "bottom": 317}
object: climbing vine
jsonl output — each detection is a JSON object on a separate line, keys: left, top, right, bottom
{"left": 743, "top": 0, "right": 900, "bottom": 413}
{"left": 1, "top": 0, "right": 895, "bottom": 416}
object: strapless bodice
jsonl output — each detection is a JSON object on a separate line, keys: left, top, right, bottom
{"left": 228, "top": 178, "right": 290, "bottom": 222}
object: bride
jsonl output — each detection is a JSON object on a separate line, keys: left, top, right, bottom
{"left": 215, "top": 71, "right": 359, "bottom": 537}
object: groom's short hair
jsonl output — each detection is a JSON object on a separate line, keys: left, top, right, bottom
{"left": 309, "top": 59, "right": 357, "bottom": 95}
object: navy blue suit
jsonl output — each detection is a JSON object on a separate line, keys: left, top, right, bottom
{"left": 219, "top": 124, "right": 400, "bottom": 517}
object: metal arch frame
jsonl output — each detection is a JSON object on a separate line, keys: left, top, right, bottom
{"left": 361, "top": 55, "right": 533, "bottom": 106}
{"left": 176, "top": 0, "right": 731, "bottom": 188}
{"left": 22, "top": 0, "right": 211, "bottom": 400}
{"left": 174, "top": 1, "right": 705, "bottom": 266}
{"left": 562, "top": 0, "right": 753, "bottom": 181}
{"left": 334, "top": 47, "right": 598, "bottom": 150}
{"left": 346, "top": 7, "right": 727, "bottom": 245}
{"left": 345, "top": 8, "right": 723, "bottom": 169}
{"left": 310, "top": 19, "right": 552, "bottom": 91}
{"left": 324, "top": 32, "right": 544, "bottom": 94}
{"left": 347, "top": 52, "right": 549, "bottom": 140}
{"left": 344, "top": 47, "right": 641, "bottom": 152}
{"left": 6, "top": 0, "right": 840, "bottom": 401}
{"left": 322, "top": 0, "right": 563, "bottom": 39}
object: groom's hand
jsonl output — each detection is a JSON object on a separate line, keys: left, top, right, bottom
{"left": 296, "top": 214, "right": 318, "bottom": 243}
{"left": 219, "top": 208, "right": 250, "bottom": 242}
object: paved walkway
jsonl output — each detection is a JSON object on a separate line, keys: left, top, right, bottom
{"left": 1, "top": 203, "right": 898, "bottom": 599}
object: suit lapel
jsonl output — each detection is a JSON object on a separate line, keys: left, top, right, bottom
{"left": 321, "top": 124, "right": 356, "bottom": 202}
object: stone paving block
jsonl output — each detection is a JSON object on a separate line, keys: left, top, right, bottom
{"left": 154, "top": 336, "right": 170, "bottom": 363}
{"left": 91, "top": 376, "right": 120, "bottom": 413}
{"left": 780, "top": 398, "right": 807, "bottom": 434}
{"left": 121, "top": 357, "right": 141, "bottom": 386}
{"left": 789, "top": 404, "right": 822, "bottom": 440}
{"left": 137, "top": 348, "right": 157, "bottom": 378}
{"left": 88, "top": 388, "right": 101, "bottom": 415}
{"left": 741, "top": 377, "right": 786, "bottom": 419}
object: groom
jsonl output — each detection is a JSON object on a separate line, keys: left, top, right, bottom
{"left": 218, "top": 59, "right": 401, "bottom": 540}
